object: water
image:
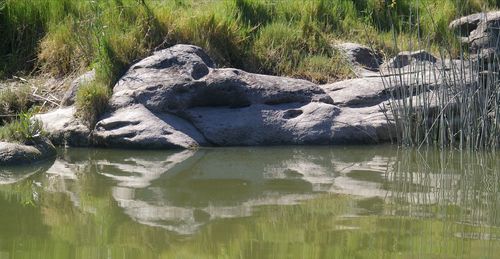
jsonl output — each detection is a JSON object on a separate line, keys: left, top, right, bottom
{"left": 0, "top": 146, "right": 499, "bottom": 258}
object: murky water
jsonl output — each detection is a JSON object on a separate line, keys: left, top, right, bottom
{"left": 1, "top": 146, "right": 500, "bottom": 258}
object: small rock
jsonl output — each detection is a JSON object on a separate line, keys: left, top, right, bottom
{"left": 384, "top": 50, "right": 437, "bottom": 69}
{"left": 61, "top": 69, "right": 96, "bottom": 107}
{"left": 35, "top": 107, "right": 91, "bottom": 147}
{"left": 0, "top": 138, "right": 56, "bottom": 166}
{"left": 337, "top": 42, "right": 383, "bottom": 72}
{"left": 449, "top": 11, "right": 500, "bottom": 62}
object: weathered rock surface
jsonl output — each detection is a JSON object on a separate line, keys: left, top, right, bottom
{"left": 337, "top": 42, "right": 383, "bottom": 76}
{"left": 94, "top": 104, "right": 207, "bottom": 149}
{"left": 383, "top": 50, "right": 437, "bottom": 70}
{"left": 450, "top": 11, "right": 500, "bottom": 61}
{"left": 449, "top": 11, "right": 500, "bottom": 52}
{"left": 96, "top": 44, "right": 389, "bottom": 147}
{"left": 0, "top": 138, "right": 56, "bottom": 166}
{"left": 35, "top": 107, "right": 91, "bottom": 147}
{"left": 39, "top": 44, "right": 452, "bottom": 149}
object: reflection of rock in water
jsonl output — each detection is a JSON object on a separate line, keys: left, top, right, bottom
{"left": 36, "top": 146, "right": 499, "bottom": 235}
{"left": 98, "top": 148, "right": 398, "bottom": 234}
{"left": 99, "top": 150, "right": 200, "bottom": 188}
{"left": 95, "top": 148, "right": 386, "bottom": 234}
{"left": 0, "top": 159, "right": 55, "bottom": 185}
{"left": 36, "top": 147, "right": 398, "bottom": 235}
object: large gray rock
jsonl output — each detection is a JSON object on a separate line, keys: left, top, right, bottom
{"left": 40, "top": 44, "right": 418, "bottom": 148}
{"left": 0, "top": 138, "right": 56, "bottom": 166}
{"left": 450, "top": 11, "right": 500, "bottom": 61}
{"left": 93, "top": 104, "right": 207, "bottom": 149}
{"left": 99, "top": 44, "right": 389, "bottom": 146}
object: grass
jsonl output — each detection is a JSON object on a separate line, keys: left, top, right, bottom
{"left": 0, "top": 110, "right": 45, "bottom": 144}
{"left": 382, "top": 3, "right": 500, "bottom": 150}
{"left": 0, "top": 86, "right": 31, "bottom": 125}
{"left": 75, "top": 81, "right": 111, "bottom": 128}
{"left": 3, "top": 0, "right": 500, "bottom": 145}
{"left": 1, "top": 0, "right": 499, "bottom": 85}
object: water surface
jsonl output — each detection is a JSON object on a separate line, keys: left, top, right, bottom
{"left": 0, "top": 146, "right": 499, "bottom": 258}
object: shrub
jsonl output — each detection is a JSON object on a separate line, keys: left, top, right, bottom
{"left": 176, "top": 11, "right": 249, "bottom": 68}
{"left": 252, "top": 20, "right": 350, "bottom": 81}
{"left": 0, "top": 86, "right": 31, "bottom": 125}
{"left": 75, "top": 82, "right": 111, "bottom": 128}
{"left": 253, "top": 22, "right": 308, "bottom": 75}
{"left": 0, "top": 110, "right": 45, "bottom": 144}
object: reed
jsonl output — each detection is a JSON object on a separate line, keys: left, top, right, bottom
{"left": 382, "top": 4, "right": 500, "bottom": 150}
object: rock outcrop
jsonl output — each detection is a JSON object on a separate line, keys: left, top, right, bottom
{"left": 40, "top": 44, "right": 397, "bottom": 148}
{"left": 450, "top": 11, "right": 500, "bottom": 62}
{"left": 0, "top": 138, "right": 56, "bottom": 166}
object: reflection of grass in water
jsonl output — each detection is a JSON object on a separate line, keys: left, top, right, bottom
{"left": 2, "top": 148, "right": 500, "bottom": 258}
{"left": 0, "top": 172, "right": 40, "bottom": 207}
{"left": 388, "top": 149, "right": 500, "bottom": 228}
{"left": 160, "top": 194, "right": 500, "bottom": 259}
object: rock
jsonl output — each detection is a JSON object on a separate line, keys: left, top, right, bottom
{"left": 383, "top": 50, "right": 438, "bottom": 69}
{"left": 61, "top": 69, "right": 96, "bottom": 106}
{"left": 322, "top": 77, "right": 387, "bottom": 107}
{"left": 39, "top": 44, "right": 413, "bottom": 148}
{"left": 337, "top": 42, "right": 383, "bottom": 75}
{"left": 110, "top": 45, "right": 332, "bottom": 111}
{"left": 449, "top": 11, "right": 500, "bottom": 61}
{"left": 185, "top": 102, "right": 342, "bottom": 145}
{"left": 35, "top": 107, "right": 91, "bottom": 147}
{"left": 0, "top": 138, "right": 56, "bottom": 166}
{"left": 93, "top": 104, "right": 207, "bottom": 149}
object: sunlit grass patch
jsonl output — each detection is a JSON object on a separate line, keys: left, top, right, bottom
{"left": 75, "top": 81, "right": 111, "bottom": 128}
{"left": 0, "top": 110, "right": 45, "bottom": 144}
{"left": 0, "top": 86, "right": 31, "bottom": 125}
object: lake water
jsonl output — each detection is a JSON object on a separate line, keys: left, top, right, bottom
{"left": 0, "top": 146, "right": 499, "bottom": 258}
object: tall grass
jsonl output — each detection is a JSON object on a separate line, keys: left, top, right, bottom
{"left": 0, "top": 86, "right": 31, "bottom": 125}
{"left": 2, "top": 0, "right": 498, "bottom": 84}
{"left": 383, "top": 4, "right": 500, "bottom": 150}
{"left": 75, "top": 81, "right": 111, "bottom": 128}
{"left": 0, "top": 110, "right": 45, "bottom": 144}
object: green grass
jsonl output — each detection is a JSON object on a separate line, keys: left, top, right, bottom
{"left": 0, "top": 110, "right": 45, "bottom": 144}
{"left": 75, "top": 81, "right": 111, "bottom": 128}
{"left": 0, "top": 86, "right": 31, "bottom": 125}
{"left": 1, "top": 0, "right": 498, "bottom": 85}
{"left": 3, "top": 0, "right": 500, "bottom": 143}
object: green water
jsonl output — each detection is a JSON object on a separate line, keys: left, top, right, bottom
{"left": 1, "top": 146, "right": 500, "bottom": 259}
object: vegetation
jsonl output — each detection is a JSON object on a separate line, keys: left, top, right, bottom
{"left": 3, "top": 0, "right": 500, "bottom": 147}
{"left": 1, "top": 0, "right": 499, "bottom": 85}
{"left": 0, "top": 110, "right": 45, "bottom": 143}
{"left": 0, "top": 86, "right": 31, "bottom": 125}
{"left": 75, "top": 81, "right": 111, "bottom": 128}
{"left": 2, "top": 147, "right": 500, "bottom": 258}
{"left": 382, "top": 5, "right": 500, "bottom": 150}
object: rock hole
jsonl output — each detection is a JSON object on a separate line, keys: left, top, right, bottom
{"left": 191, "top": 63, "right": 209, "bottom": 80}
{"left": 457, "top": 21, "right": 479, "bottom": 37}
{"left": 283, "top": 109, "right": 303, "bottom": 119}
